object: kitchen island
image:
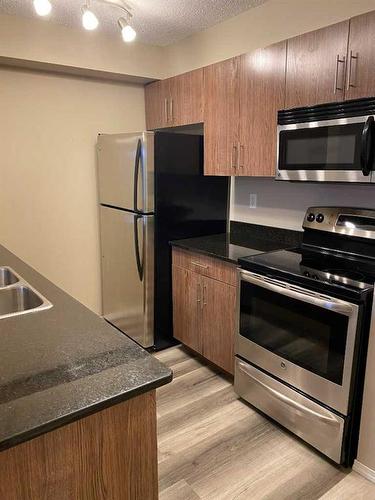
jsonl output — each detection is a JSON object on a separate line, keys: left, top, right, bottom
{"left": 0, "top": 244, "right": 172, "bottom": 499}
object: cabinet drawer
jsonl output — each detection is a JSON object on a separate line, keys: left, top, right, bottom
{"left": 172, "top": 248, "right": 237, "bottom": 286}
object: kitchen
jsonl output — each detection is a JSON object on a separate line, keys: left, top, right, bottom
{"left": 2, "top": 0, "right": 375, "bottom": 498}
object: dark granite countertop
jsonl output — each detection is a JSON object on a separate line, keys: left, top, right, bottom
{"left": 171, "top": 222, "right": 302, "bottom": 264}
{"left": 0, "top": 245, "right": 172, "bottom": 452}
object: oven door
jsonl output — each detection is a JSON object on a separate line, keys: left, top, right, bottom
{"left": 276, "top": 115, "right": 375, "bottom": 182}
{"left": 237, "top": 270, "right": 360, "bottom": 415}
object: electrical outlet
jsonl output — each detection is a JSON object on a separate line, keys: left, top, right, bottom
{"left": 249, "top": 194, "right": 257, "bottom": 209}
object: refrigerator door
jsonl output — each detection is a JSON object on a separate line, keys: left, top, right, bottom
{"left": 97, "top": 132, "right": 154, "bottom": 213}
{"left": 100, "top": 205, "right": 154, "bottom": 348}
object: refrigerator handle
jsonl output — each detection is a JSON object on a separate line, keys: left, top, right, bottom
{"left": 134, "top": 214, "right": 144, "bottom": 281}
{"left": 133, "top": 138, "right": 143, "bottom": 212}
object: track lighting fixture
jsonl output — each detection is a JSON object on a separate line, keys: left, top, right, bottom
{"left": 81, "top": 3, "right": 99, "bottom": 30}
{"left": 32, "top": 0, "right": 137, "bottom": 43}
{"left": 118, "top": 17, "right": 136, "bottom": 42}
{"left": 33, "top": 0, "right": 52, "bottom": 16}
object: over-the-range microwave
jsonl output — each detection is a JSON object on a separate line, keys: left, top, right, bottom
{"left": 276, "top": 98, "right": 375, "bottom": 183}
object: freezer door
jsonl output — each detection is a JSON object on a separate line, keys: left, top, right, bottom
{"left": 100, "top": 205, "right": 154, "bottom": 348}
{"left": 97, "top": 132, "right": 154, "bottom": 213}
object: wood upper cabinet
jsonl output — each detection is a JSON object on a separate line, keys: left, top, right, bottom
{"left": 201, "top": 275, "right": 236, "bottom": 374}
{"left": 145, "top": 79, "right": 170, "bottom": 130}
{"left": 345, "top": 11, "right": 375, "bottom": 100}
{"left": 172, "top": 266, "right": 201, "bottom": 353}
{"left": 285, "top": 21, "right": 350, "bottom": 109}
{"left": 239, "top": 42, "right": 286, "bottom": 176}
{"left": 172, "top": 248, "right": 236, "bottom": 374}
{"left": 145, "top": 69, "right": 203, "bottom": 130}
{"left": 203, "top": 58, "right": 240, "bottom": 175}
{"left": 169, "top": 68, "right": 204, "bottom": 126}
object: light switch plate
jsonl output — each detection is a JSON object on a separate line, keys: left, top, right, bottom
{"left": 249, "top": 194, "right": 257, "bottom": 209}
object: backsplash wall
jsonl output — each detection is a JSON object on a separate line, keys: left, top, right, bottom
{"left": 230, "top": 177, "right": 375, "bottom": 231}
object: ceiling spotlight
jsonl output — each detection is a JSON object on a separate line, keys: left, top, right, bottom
{"left": 82, "top": 4, "right": 99, "bottom": 30}
{"left": 33, "top": 0, "right": 52, "bottom": 16}
{"left": 118, "top": 17, "right": 136, "bottom": 42}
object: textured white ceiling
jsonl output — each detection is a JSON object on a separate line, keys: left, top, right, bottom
{"left": 0, "top": 0, "right": 269, "bottom": 46}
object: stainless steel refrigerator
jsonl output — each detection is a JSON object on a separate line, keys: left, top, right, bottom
{"left": 97, "top": 131, "right": 228, "bottom": 349}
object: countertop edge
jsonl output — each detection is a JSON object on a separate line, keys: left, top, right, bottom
{"left": 170, "top": 240, "right": 238, "bottom": 265}
{"left": 0, "top": 369, "right": 172, "bottom": 453}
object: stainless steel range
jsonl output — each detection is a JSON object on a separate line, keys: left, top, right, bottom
{"left": 235, "top": 207, "right": 375, "bottom": 465}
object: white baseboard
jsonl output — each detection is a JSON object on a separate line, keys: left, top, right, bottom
{"left": 353, "top": 460, "right": 375, "bottom": 483}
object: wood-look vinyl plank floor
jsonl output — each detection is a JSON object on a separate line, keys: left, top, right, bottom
{"left": 155, "top": 346, "right": 375, "bottom": 500}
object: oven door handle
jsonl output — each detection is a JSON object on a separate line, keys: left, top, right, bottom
{"left": 240, "top": 270, "right": 356, "bottom": 317}
{"left": 237, "top": 360, "right": 341, "bottom": 426}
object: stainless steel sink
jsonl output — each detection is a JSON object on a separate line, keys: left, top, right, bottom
{"left": 0, "top": 267, "right": 19, "bottom": 288}
{"left": 0, "top": 268, "right": 52, "bottom": 319}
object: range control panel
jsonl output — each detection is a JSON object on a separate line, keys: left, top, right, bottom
{"left": 303, "top": 207, "right": 375, "bottom": 240}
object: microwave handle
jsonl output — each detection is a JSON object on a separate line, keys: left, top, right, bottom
{"left": 240, "top": 270, "right": 356, "bottom": 317}
{"left": 361, "top": 116, "right": 375, "bottom": 176}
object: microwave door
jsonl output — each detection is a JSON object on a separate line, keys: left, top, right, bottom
{"left": 276, "top": 116, "right": 374, "bottom": 183}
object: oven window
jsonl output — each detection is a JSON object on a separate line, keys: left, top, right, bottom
{"left": 240, "top": 282, "right": 349, "bottom": 385}
{"left": 279, "top": 123, "right": 363, "bottom": 171}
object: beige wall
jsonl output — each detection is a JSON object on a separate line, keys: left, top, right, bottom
{"left": 0, "top": 13, "right": 167, "bottom": 80}
{"left": 0, "top": 66, "right": 145, "bottom": 313}
{"left": 231, "top": 178, "right": 375, "bottom": 230}
{"left": 165, "top": 0, "right": 375, "bottom": 76}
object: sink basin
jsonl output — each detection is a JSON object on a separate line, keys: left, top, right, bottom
{"left": 0, "top": 267, "right": 19, "bottom": 288}
{"left": 0, "top": 285, "right": 52, "bottom": 319}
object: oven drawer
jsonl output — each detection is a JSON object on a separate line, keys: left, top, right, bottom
{"left": 234, "top": 358, "right": 345, "bottom": 463}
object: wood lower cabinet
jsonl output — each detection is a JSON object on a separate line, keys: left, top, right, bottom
{"left": 201, "top": 275, "right": 236, "bottom": 374}
{"left": 0, "top": 392, "right": 158, "bottom": 500}
{"left": 203, "top": 58, "right": 240, "bottom": 175}
{"left": 346, "top": 11, "right": 375, "bottom": 100}
{"left": 172, "top": 266, "right": 201, "bottom": 353}
{"left": 285, "top": 21, "right": 349, "bottom": 108}
{"left": 172, "top": 248, "right": 237, "bottom": 374}
{"left": 239, "top": 42, "right": 286, "bottom": 176}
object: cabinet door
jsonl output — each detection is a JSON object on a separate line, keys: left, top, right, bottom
{"left": 145, "top": 80, "right": 170, "bottom": 130}
{"left": 172, "top": 266, "right": 202, "bottom": 353}
{"left": 346, "top": 11, "right": 375, "bottom": 100}
{"left": 286, "top": 21, "right": 349, "bottom": 108}
{"left": 239, "top": 42, "right": 286, "bottom": 176}
{"left": 202, "top": 276, "right": 236, "bottom": 374}
{"left": 169, "top": 69, "right": 204, "bottom": 127}
{"left": 203, "top": 58, "right": 240, "bottom": 175}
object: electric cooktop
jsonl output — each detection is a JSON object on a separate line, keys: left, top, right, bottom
{"left": 239, "top": 247, "right": 375, "bottom": 293}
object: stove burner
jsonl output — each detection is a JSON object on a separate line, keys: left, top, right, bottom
{"left": 323, "top": 269, "right": 366, "bottom": 281}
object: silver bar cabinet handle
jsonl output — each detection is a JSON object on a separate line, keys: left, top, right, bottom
{"left": 203, "top": 285, "right": 207, "bottom": 307}
{"left": 191, "top": 261, "right": 209, "bottom": 270}
{"left": 231, "top": 144, "right": 238, "bottom": 170}
{"left": 239, "top": 142, "right": 245, "bottom": 169}
{"left": 346, "top": 50, "right": 358, "bottom": 90}
{"left": 170, "top": 98, "right": 174, "bottom": 123}
{"left": 334, "top": 54, "right": 346, "bottom": 93}
{"left": 164, "top": 98, "right": 168, "bottom": 123}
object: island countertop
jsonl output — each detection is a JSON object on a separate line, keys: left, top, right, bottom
{"left": 0, "top": 244, "right": 172, "bottom": 452}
